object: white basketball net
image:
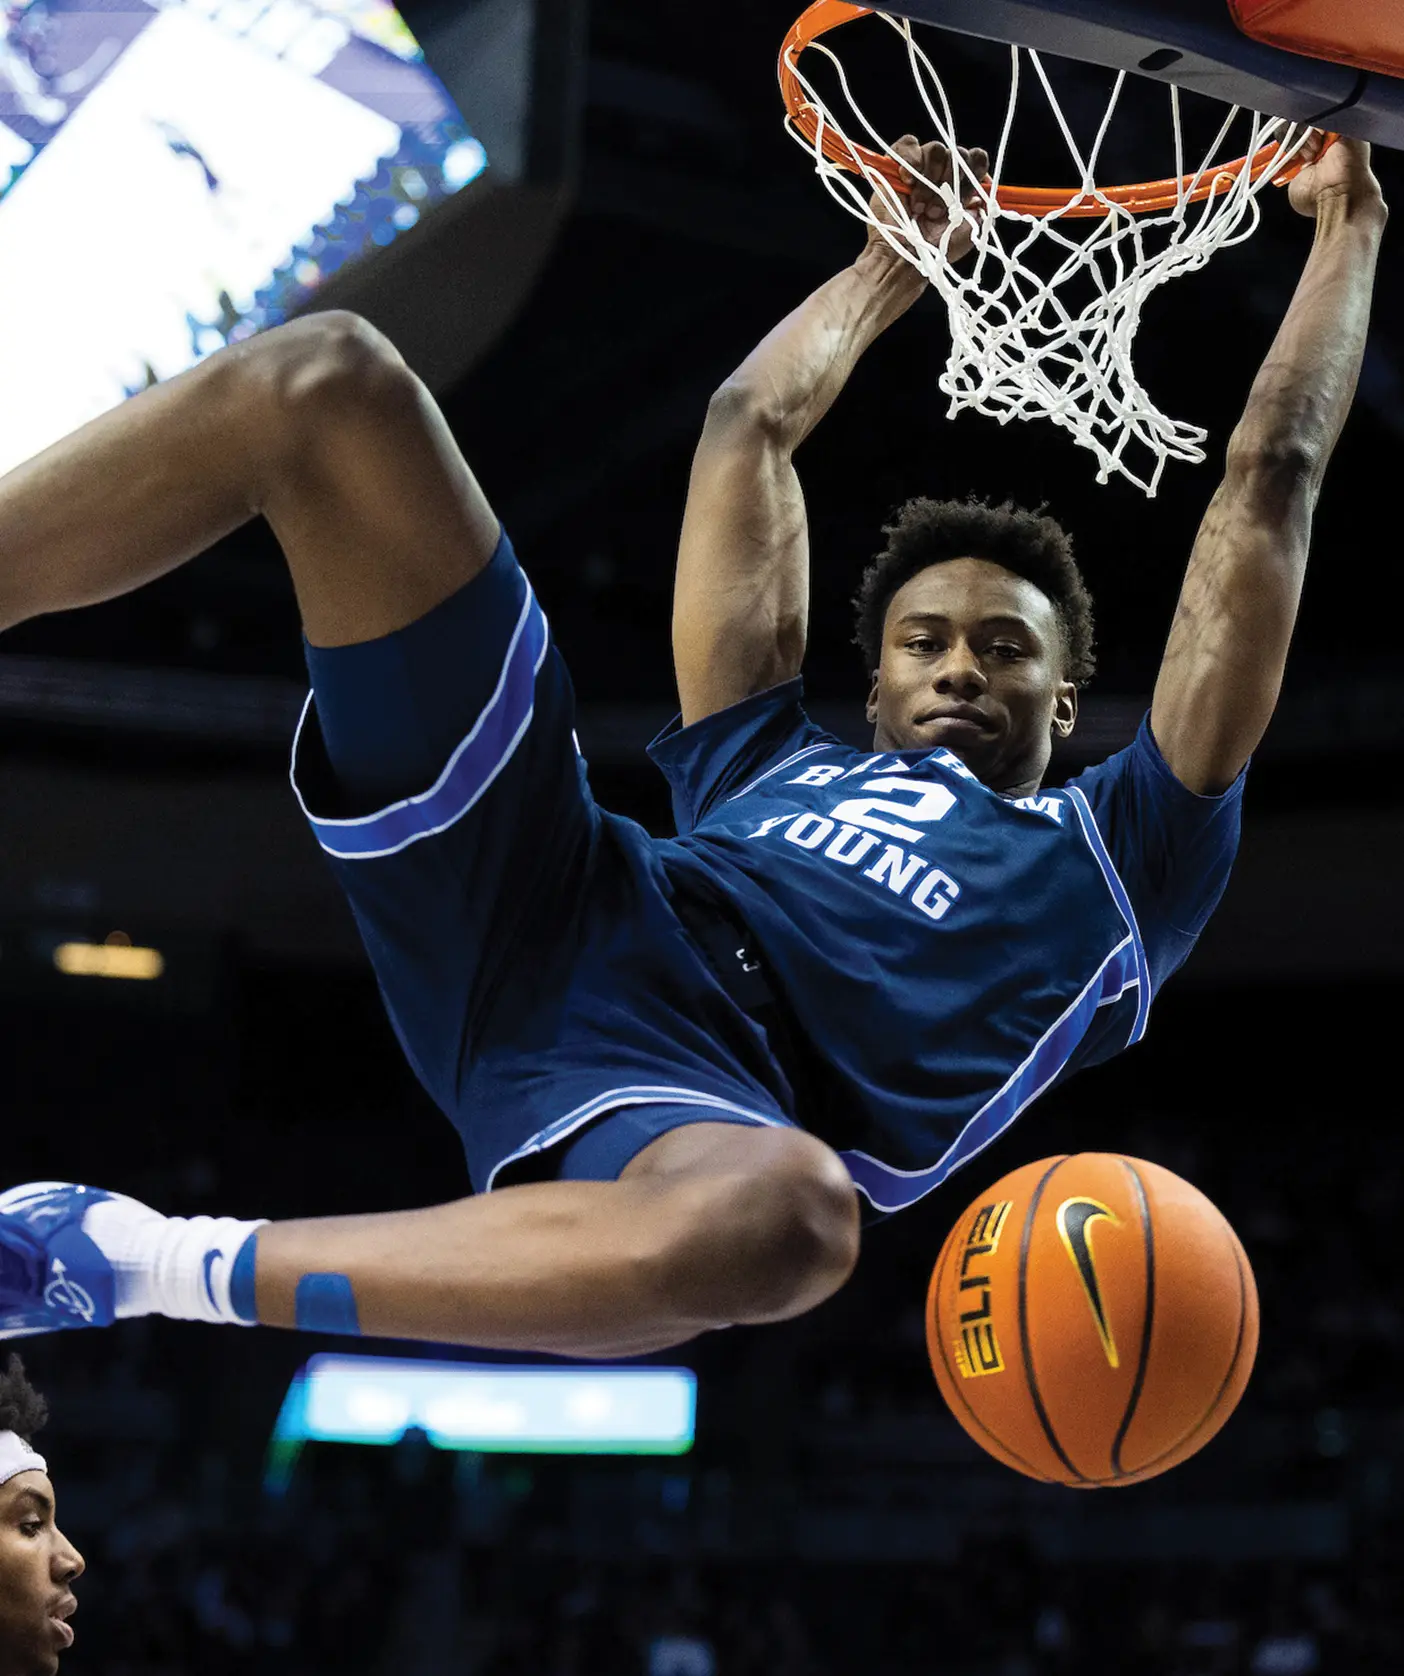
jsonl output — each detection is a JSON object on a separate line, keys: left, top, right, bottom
{"left": 784, "top": 13, "right": 1314, "bottom": 494}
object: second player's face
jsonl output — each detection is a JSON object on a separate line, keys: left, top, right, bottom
{"left": 0, "top": 1475, "right": 82, "bottom": 1676}
{"left": 868, "top": 559, "right": 1077, "bottom": 795}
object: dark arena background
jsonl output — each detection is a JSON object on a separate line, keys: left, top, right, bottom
{"left": 3, "top": 2, "right": 1404, "bottom": 1672}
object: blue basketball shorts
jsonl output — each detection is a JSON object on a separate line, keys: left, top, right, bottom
{"left": 291, "top": 529, "right": 799, "bottom": 1191}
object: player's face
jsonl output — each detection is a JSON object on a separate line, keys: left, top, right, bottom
{"left": 867, "top": 559, "right": 1077, "bottom": 794}
{"left": 0, "top": 1475, "right": 82, "bottom": 1676}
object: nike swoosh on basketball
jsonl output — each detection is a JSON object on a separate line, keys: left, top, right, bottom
{"left": 1055, "top": 1197, "right": 1121, "bottom": 1369}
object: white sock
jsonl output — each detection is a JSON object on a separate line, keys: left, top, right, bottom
{"left": 82, "top": 1194, "right": 267, "bottom": 1326}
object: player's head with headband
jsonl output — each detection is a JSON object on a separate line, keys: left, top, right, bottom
{"left": 0, "top": 1356, "right": 82, "bottom": 1676}
{"left": 853, "top": 496, "right": 1096, "bottom": 795}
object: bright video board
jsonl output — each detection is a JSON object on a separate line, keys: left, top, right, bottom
{"left": 0, "top": 0, "right": 485, "bottom": 478}
{"left": 266, "top": 1354, "right": 698, "bottom": 1489}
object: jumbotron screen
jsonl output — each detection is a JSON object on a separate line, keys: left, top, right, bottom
{"left": 0, "top": 0, "right": 486, "bottom": 479}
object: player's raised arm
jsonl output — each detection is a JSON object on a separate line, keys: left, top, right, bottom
{"left": 672, "top": 140, "right": 986, "bottom": 727}
{"left": 1150, "top": 134, "right": 1387, "bottom": 795}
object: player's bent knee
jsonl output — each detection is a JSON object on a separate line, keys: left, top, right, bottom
{"left": 254, "top": 310, "right": 412, "bottom": 424}
{"left": 720, "top": 1139, "right": 860, "bottom": 1320}
{"left": 655, "top": 1131, "right": 860, "bottom": 1328}
{"left": 753, "top": 1148, "right": 861, "bottom": 1318}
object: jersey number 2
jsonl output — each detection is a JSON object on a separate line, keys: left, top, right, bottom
{"left": 828, "top": 777, "right": 957, "bottom": 844}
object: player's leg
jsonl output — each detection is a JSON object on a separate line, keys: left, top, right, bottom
{"left": 0, "top": 332, "right": 275, "bottom": 627}
{"left": 248, "top": 310, "right": 501, "bottom": 645}
{"left": 0, "top": 1123, "right": 860, "bottom": 1357}
{"left": 250, "top": 1121, "right": 860, "bottom": 1357}
{"left": 0, "top": 310, "right": 495, "bottom": 640}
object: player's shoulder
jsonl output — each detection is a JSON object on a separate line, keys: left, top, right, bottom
{"left": 648, "top": 677, "right": 837, "bottom": 830}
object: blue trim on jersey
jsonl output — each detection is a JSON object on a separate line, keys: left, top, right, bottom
{"left": 293, "top": 571, "right": 550, "bottom": 862}
{"left": 1064, "top": 784, "right": 1152, "bottom": 1045}
{"left": 838, "top": 935, "right": 1139, "bottom": 1214}
{"left": 483, "top": 1085, "right": 787, "bottom": 1191}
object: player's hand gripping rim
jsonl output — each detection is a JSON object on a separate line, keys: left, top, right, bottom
{"left": 864, "top": 136, "right": 991, "bottom": 268}
{"left": 1276, "top": 128, "right": 1386, "bottom": 224}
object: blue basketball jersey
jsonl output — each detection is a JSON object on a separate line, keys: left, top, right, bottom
{"left": 294, "top": 535, "right": 1244, "bottom": 1211}
{"left": 649, "top": 680, "right": 1244, "bottom": 1214}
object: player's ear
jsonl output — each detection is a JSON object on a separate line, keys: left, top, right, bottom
{"left": 865, "top": 670, "right": 881, "bottom": 725}
{"left": 1052, "top": 680, "right": 1077, "bottom": 739}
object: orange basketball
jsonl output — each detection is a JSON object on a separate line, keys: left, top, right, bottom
{"left": 926, "top": 1154, "right": 1258, "bottom": 1487}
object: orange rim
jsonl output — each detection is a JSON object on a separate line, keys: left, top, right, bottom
{"left": 779, "top": 0, "right": 1327, "bottom": 218}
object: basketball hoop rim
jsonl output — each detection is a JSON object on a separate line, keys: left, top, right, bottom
{"left": 779, "top": 0, "right": 1329, "bottom": 218}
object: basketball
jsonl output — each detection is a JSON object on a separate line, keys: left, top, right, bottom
{"left": 927, "top": 1154, "right": 1259, "bottom": 1487}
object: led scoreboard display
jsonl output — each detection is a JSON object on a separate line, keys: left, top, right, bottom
{"left": 0, "top": 0, "right": 487, "bottom": 479}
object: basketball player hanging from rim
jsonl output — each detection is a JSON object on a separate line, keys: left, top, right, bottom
{"left": 0, "top": 132, "right": 1386, "bottom": 1356}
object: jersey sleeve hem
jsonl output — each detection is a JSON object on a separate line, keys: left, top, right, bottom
{"left": 647, "top": 677, "right": 824, "bottom": 831}
{"left": 1139, "top": 711, "right": 1249, "bottom": 804}
{"left": 1066, "top": 709, "right": 1247, "bottom": 959}
{"left": 646, "top": 677, "right": 808, "bottom": 761}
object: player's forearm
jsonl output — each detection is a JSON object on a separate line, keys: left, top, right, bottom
{"left": 1228, "top": 191, "right": 1386, "bottom": 485}
{"left": 713, "top": 250, "right": 925, "bottom": 456}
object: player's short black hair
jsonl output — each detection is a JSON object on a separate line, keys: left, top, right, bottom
{"left": 0, "top": 1355, "right": 49, "bottom": 1445}
{"left": 852, "top": 496, "right": 1096, "bottom": 685}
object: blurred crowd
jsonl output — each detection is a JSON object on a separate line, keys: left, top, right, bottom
{"left": 465, "top": 1540, "right": 1404, "bottom": 1676}
{"left": 43, "top": 1469, "right": 1404, "bottom": 1674}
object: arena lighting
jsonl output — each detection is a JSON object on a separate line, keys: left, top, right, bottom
{"left": 264, "top": 1354, "right": 697, "bottom": 1492}
{"left": 52, "top": 938, "right": 165, "bottom": 980}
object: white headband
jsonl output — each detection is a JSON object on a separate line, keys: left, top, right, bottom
{"left": 0, "top": 1430, "right": 46, "bottom": 1487}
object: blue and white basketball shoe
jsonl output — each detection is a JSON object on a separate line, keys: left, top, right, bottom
{"left": 0, "top": 1183, "right": 116, "bottom": 1339}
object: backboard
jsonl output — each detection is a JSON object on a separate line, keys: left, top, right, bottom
{"left": 884, "top": 0, "right": 1404, "bottom": 146}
